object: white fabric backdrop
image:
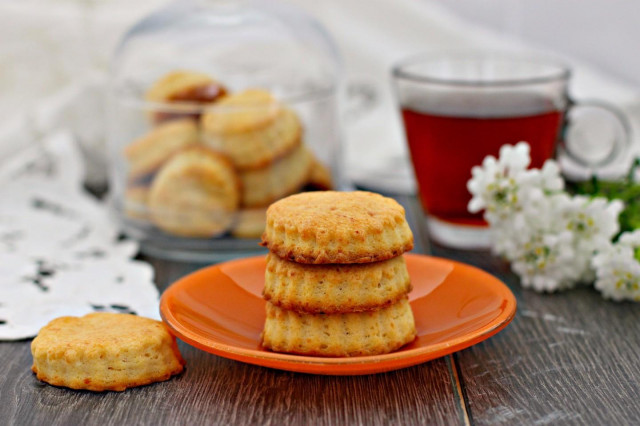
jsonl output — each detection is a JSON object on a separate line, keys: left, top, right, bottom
{"left": 1, "top": 0, "right": 639, "bottom": 191}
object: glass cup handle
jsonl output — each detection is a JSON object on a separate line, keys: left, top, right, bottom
{"left": 561, "top": 99, "right": 632, "bottom": 170}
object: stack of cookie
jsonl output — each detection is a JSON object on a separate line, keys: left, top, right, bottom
{"left": 123, "top": 71, "right": 332, "bottom": 239}
{"left": 201, "top": 89, "right": 313, "bottom": 208}
{"left": 260, "top": 191, "right": 416, "bottom": 357}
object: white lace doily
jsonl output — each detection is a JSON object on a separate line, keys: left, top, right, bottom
{"left": 0, "top": 132, "right": 159, "bottom": 340}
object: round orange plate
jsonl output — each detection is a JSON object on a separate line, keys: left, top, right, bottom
{"left": 160, "top": 253, "right": 516, "bottom": 375}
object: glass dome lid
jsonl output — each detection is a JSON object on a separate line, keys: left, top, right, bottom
{"left": 111, "top": 0, "right": 342, "bottom": 106}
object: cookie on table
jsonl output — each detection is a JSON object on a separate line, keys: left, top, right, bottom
{"left": 263, "top": 253, "right": 411, "bottom": 314}
{"left": 124, "top": 119, "right": 199, "bottom": 181}
{"left": 201, "top": 90, "right": 302, "bottom": 170}
{"left": 231, "top": 208, "right": 267, "bottom": 239}
{"left": 31, "top": 313, "right": 185, "bottom": 392}
{"left": 261, "top": 297, "right": 416, "bottom": 357}
{"left": 261, "top": 191, "right": 414, "bottom": 264}
{"left": 239, "top": 143, "right": 312, "bottom": 208}
{"left": 148, "top": 146, "right": 240, "bottom": 238}
{"left": 146, "top": 70, "right": 227, "bottom": 122}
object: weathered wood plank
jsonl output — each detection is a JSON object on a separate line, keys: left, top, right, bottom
{"left": 0, "top": 216, "right": 466, "bottom": 425}
{"left": 456, "top": 279, "right": 640, "bottom": 425}
{"left": 151, "top": 258, "right": 465, "bottom": 425}
{"left": 423, "top": 224, "right": 640, "bottom": 425}
{"left": 1, "top": 337, "right": 463, "bottom": 426}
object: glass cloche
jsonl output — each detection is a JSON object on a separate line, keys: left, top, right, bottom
{"left": 107, "top": 0, "right": 343, "bottom": 261}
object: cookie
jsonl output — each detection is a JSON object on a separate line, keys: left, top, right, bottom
{"left": 124, "top": 119, "right": 199, "bottom": 180}
{"left": 146, "top": 70, "right": 227, "bottom": 103}
{"left": 31, "top": 313, "right": 185, "bottom": 392}
{"left": 239, "top": 143, "right": 312, "bottom": 208}
{"left": 146, "top": 70, "right": 227, "bottom": 122}
{"left": 264, "top": 253, "right": 411, "bottom": 314}
{"left": 148, "top": 146, "right": 240, "bottom": 238}
{"left": 261, "top": 191, "right": 414, "bottom": 264}
{"left": 231, "top": 208, "right": 267, "bottom": 239}
{"left": 201, "top": 89, "right": 280, "bottom": 134}
{"left": 202, "top": 102, "right": 302, "bottom": 171}
{"left": 261, "top": 297, "right": 416, "bottom": 357}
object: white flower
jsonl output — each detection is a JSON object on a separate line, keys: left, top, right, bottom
{"left": 592, "top": 230, "right": 640, "bottom": 301}
{"left": 560, "top": 195, "right": 624, "bottom": 283}
{"left": 468, "top": 142, "right": 627, "bottom": 293}
{"left": 468, "top": 141, "right": 636, "bottom": 300}
{"left": 529, "top": 160, "right": 565, "bottom": 193}
{"left": 467, "top": 142, "right": 536, "bottom": 224}
{"left": 493, "top": 192, "right": 623, "bottom": 291}
{"left": 499, "top": 142, "right": 532, "bottom": 171}
{"left": 467, "top": 142, "right": 567, "bottom": 228}
{"left": 563, "top": 196, "right": 623, "bottom": 251}
{"left": 510, "top": 229, "right": 580, "bottom": 292}
{"left": 495, "top": 194, "right": 584, "bottom": 292}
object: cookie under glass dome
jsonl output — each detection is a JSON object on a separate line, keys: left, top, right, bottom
{"left": 107, "top": 0, "right": 343, "bottom": 261}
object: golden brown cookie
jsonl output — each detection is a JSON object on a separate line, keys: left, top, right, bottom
{"left": 124, "top": 119, "right": 199, "bottom": 180}
{"left": 146, "top": 70, "right": 226, "bottom": 103}
{"left": 201, "top": 89, "right": 280, "bottom": 134}
{"left": 261, "top": 297, "right": 416, "bottom": 357}
{"left": 124, "top": 186, "right": 149, "bottom": 221}
{"left": 146, "top": 70, "right": 227, "bottom": 122}
{"left": 263, "top": 253, "right": 411, "bottom": 314}
{"left": 148, "top": 146, "right": 240, "bottom": 238}
{"left": 231, "top": 208, "right": 267, "bottom": 239}
{"left": 239, "top": 143, "right": 312, "bottom": 208}
{"left": 31, "top": 313, "right": 185, "bottom": 392}
{"left": 202, "top": 105, "right": 302, "bottom": 171}
{"left": 261, "top": 191, "right": 414, "bottom": 264}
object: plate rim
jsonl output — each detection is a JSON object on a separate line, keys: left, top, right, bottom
{"left": 160, "top": 253, "right": 517, "bottom": 373}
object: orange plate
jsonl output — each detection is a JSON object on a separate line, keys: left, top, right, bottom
{"left": 160, "top": 253, "right": 516, "bottom": 375}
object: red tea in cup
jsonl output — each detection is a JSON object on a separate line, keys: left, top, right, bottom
{"left": 393, "top": 53, "right": 628, "bottom": 248}
{"left": 402, "top": 93, "right": 563, "bottom": 225}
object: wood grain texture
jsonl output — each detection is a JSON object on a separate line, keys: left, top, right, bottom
{"left": 10, "top": 194, "right": 640, "bottom": 425}
{"left": 428, "top": 235, "right": 640, "bottom": 425}
{"left": 0, "top": 337, "right": 463, "bottom": 426}
{"left": 0, "top": 214, "right": 465, "bottom": 426}
{"left": 403, "top": 194, "right": 640, "bottom": 424}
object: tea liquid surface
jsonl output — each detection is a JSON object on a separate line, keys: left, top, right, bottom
{"left": 402, "top": 93, "right": 563, "bottom": 225}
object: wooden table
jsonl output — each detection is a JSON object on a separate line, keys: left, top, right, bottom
{"left": 2, "top": 196, "right": 639, "bottom": 425}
